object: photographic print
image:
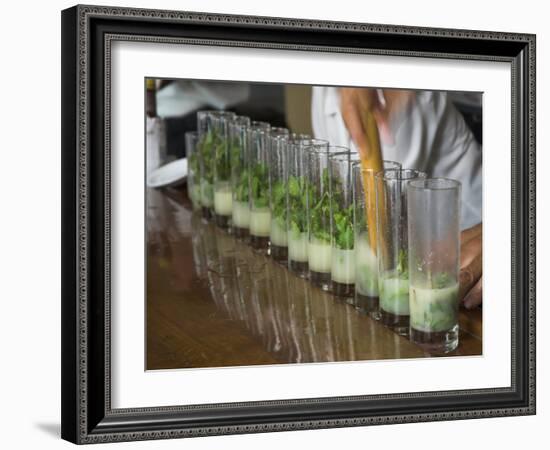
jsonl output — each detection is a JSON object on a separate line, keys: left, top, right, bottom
{"left": 145, "top": 80, "right": 483, "bottom": 370}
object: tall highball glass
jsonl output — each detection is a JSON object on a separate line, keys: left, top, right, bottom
{"left": 247, "top": 121, "right": 272, "bottom": 251}
{"left": 213, "top": 114, "right": 248, "bottom": 228}
{"left": 287, "top": 138, "right": 328, "bottom": 277}
{"left": 197, "top": 110, "right": 236, "bottom": 220}
{"left": 306, "top": 144, "right": 345, "bottom": 290}
{"left": 375, "top": 168, "right": 426, "bottom": 334}
{"left": 328, "top": 151, "right": 356, "bottom": 298}
{"left": 185, "top": 131, "right": 201, "bottom": 211}
{"left": 407, "top": 178, "right": 461, "bottom": 353}
{"left": 229, "top": 116, "right": 252, "bottom": 238}
{"left": 352, "top": 160, "right": 401, "bottom": 315}
{"left": 268, "top": 132, "right": 309, "bottom": 264}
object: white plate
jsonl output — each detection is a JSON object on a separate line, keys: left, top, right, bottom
{"left": 147, "top": 158, "right": 188, "bottom": 188}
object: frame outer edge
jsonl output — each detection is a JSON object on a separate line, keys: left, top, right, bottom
{"left": 65, "top": 4, "right": 537, "bottom": 444}
{"left": 527, "top": 33, "right": 536, "bottom": 414}
{"left": 61, "top": 5, "right": 80, "bottom": 445}
{"left": 76, "top": 3, "right": 534, "bottom": 40}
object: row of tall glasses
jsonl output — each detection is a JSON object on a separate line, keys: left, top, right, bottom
{"left": 185, "top": 110, "right": 461, "bottom": 353}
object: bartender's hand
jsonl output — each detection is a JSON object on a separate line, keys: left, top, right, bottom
{"left": 459, "top": 223, "right": 482, "bottom": 309}
{"left": 339, "top": 88, "right": 414, "bottom": 158}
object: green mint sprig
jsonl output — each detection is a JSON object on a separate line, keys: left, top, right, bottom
{"left": 213, "top": 132, "right": 230, "bottom": 182}
{"left": 396, "top": 249, "right": 409, "bottom": 279}
{"left": 231, "top": 140, "right": 249, "bottom": 202}
{"left": 308, "top": 168, "right": 331, "bottom": 243}
{"left": 332, "top": 205, "right": 354, "bottom": 249}
{"left": 329, "top": 169, "right": 354, "bottom": 250}
{"left": 430, "top": 272, "right": 451, "bottom": 289}
{"left": 271, "top": 179, "right": 287, "bottom": 227}
{"left": 287, "top": 175, "right": 311, "bottom": 237}
{"left": 250, "top": 163, "right": 269, "bottom": 208}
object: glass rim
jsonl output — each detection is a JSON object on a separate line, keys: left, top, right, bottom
{"left": 197, "top": 110, "right": 236, "bottom": 119}
{"left": 354, "top": 159, "right": 401, "bottom": 174}
{"left": 408, "top": 177, "right": 462, "bottom": 191}
{"left": 287, "top": 136, "right": 325, "bottom": 146}
{"left": 304, "top": 143, "right": 344, "bottom": 154}
{"left": 230, "top": 118, "right": 251, "bottom": 132}
{"left": 250, "top": 120, "right": 271, "bottom": 130}
{"left": 376, "top": 168, "right": 427, "bottom": 181}
{"left": 269, "top": 127, "right": 290, "bottom": 136}
{"left": 233, "top": 115, "right": 251, "bottom": 124}
{"left": 328, "top": 150, "right": 353, "bottom": 161}
{"left": 270, "top": 134, "right": 289, "bottom": 145}
{"left": 289, "top": 133, "right": 312, "bottom": 140}
{"left": 278, "top": 133, "right": 313, "bottom": 147}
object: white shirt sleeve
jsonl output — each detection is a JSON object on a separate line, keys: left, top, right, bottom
{"left": 311, "top": 87, "right": 482, "bottom": 230}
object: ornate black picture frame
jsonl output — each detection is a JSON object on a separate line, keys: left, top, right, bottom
{"left": 61, "top": 4, "right": 536, "bottom": 444}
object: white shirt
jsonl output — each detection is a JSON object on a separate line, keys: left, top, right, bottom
{"left": 311, "top": 87, "right": 482, "bottom": 230}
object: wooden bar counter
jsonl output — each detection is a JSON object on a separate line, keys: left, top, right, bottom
{"left": 146, "top": 187, "right": 482, "bottom": 370}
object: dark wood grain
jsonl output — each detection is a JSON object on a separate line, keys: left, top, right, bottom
{"left": 146, "top": 187, "right": 482, "bottom": 370}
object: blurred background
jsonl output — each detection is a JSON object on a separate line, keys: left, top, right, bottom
{"left": 147, "top": 78, "right": 482, "bottom": 162}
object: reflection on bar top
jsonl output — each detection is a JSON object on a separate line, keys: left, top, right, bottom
{"left": 146, "top": 188, "right": 482, "bottom": 370}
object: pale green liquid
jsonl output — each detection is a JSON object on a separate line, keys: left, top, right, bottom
{"left": 379, "top": 275, "right": 409, "bottom": 315}
{"left": 214, "top": 183, "right": 232, "bottom": 215}
{"left": 200, "top": 180, "right": 213, "bottom": 207}
{"left": 355, "top": 233, "right": 378, "bottom": 297}
{"left": 410, "top": 284, "right": 459, "bottom": 332}
{"left": 331, "top": 247, "right": 356, "bottom": 284}
{"left": 288, "top": 232, "right": 308, "bottom": 262}
{"left": 232, "top": 201, "right": 250, "bottom": 228}
{"left": 249, "top": 208, "right": 271, "bottom": 236}
{"left": 270, "top": 219, "right": 288, "bottom": 246}
{"left": 308, "top": 238, "right": 332, "bottom": 273}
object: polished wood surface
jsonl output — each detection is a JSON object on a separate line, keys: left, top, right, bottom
{"left": 146, "top": 187, "right": 482, "bottom": 370}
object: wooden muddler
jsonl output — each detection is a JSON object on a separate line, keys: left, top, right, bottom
{"left": 359, "top": 110, "right": 383, "bottom": 254}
